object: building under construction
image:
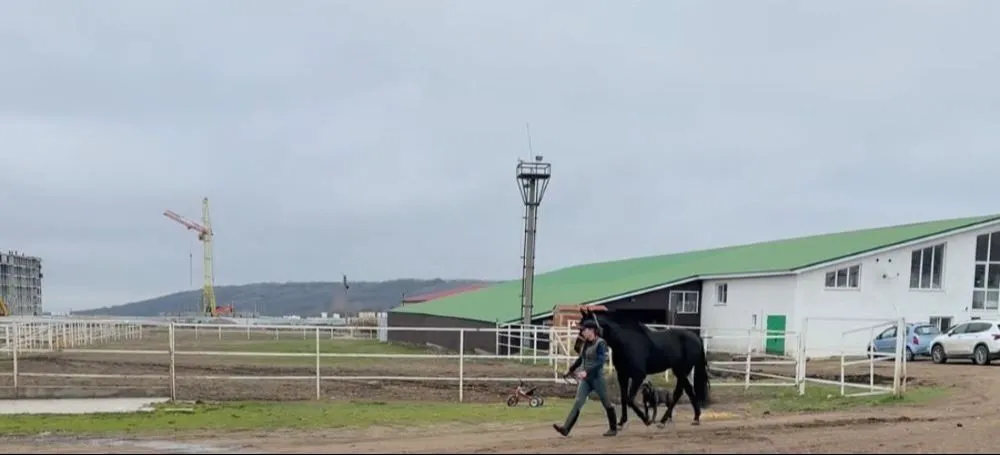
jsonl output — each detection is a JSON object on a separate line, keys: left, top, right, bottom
{"left": 0, "top": 250, "right": 43, "bottom": 316}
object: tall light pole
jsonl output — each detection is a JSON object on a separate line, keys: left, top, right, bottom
{"left": 516, "top": 155, "right": 551, "bottom": 350}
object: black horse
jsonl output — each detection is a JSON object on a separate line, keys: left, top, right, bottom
{"left": 573, "top": 306, "right": 711, "bottom": 429}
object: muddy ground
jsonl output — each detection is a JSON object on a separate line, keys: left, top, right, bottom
{"left": 0, "top": 329, "right": 988, "bottom": 453}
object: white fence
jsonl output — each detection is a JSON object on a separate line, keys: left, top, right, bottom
{"left": 0, "top": 317, "right": 907, "bottom": 402}
{"left": 1, "top": 320, "right": 143, "bottom": 353}
{"left": 799, "top": 317, "right": 907, "bottom": 397}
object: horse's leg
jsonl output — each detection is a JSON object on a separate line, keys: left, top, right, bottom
{"left": 658, "top": 372, "right": 687, "bottom": 428}
{"left": 616, "top": 371, "right": 630, "bottom": 429}
{"left": 678, "top": 372, "right": 702, "bottom": 425}
{"left": 624, "top": 376, "right": 650, "bottom": 426}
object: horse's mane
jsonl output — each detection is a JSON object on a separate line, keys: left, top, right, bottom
{"left": 597, "top": 311, "right": 654, "bottom": 337}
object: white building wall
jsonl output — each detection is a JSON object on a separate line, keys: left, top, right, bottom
{"left": 795, "top": 226, "right": 996, "bottom": 357}
{"left": 701, "top": 276, "right": 797, "bottom": 354}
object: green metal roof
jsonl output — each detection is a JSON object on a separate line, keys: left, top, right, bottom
{"left": 392, "top": 214, "right": 1000, "bottom": 324}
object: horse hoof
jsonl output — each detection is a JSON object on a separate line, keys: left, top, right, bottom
{"left": 656, "top": 423, "right": 666, "bottom": 430}
{"left": 691, "top": 421, "right": 701, "bottom": 426}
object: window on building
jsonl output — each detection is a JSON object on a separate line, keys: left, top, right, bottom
{"left": 824, "top": 264, "right": 860, "bottom": 289}
{"left": 716, "top": 283, "right": 728, "bottom": 305}
{"left": 909, "top": 243, "right": 945, "bottom": 290}
{"left": 670, "top": 290, "right": 700, "bottom": 314}
{"left": 973, "top": 232, "right": 1000, "bottom": 310}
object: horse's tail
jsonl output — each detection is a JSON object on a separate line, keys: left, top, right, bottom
{"left": 693, "top": 342, "right": 711, "bottom": 408}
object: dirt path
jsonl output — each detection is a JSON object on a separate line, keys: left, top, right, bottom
{"left": 2, "top": 361, "right": 994, "bottom": 453}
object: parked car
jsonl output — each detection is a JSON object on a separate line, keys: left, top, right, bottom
{"left": 867, "top": 323, "right": 941, "bottom": 362}
{"left": 929, "top": 320, "right": 1000, "bottom": 365}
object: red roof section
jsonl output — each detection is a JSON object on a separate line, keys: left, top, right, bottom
{"left": 401, "top": 284, "right": 489, "bottom": 303}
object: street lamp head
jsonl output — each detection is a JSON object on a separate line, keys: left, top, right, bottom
{"left": 515, "top": 157, "right": 551, "bottom": 206}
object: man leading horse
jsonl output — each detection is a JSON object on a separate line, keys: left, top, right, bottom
{"left": 572, "top": 306, "right": 711, "bottom": 431}
{"left": 553, "top": 318, "right": 619, "bottom": 437}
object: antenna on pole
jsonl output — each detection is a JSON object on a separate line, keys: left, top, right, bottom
{"left": 515, "top": 124, "right": 551, "bottom": 353}
{"left": 525, "top": 122, "right": 534, "bottom": 154}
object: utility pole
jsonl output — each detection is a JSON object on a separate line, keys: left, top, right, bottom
{"left": 516, "top": 154, "right": 551, "bottom": 351}
{"left": 189, "top": 243, "right": 194, "bottom": 314}
{"left": 189, "top": 243, "right": 194, "bottom": 288}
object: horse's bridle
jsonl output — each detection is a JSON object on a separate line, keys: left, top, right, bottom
{"left": 581, "top": 308, "right": 602, "bottom": 336}
{"left": 591, "top": 312, "right": 602, "bottom": 334}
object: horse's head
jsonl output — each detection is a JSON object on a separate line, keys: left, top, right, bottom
{"left": 571, "top": 305, "right": 616, "bottom": 352}
{"left": 571, "top": 305, "right": 649, "bottom": 353}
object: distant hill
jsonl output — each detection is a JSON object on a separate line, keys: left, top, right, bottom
{"left": 74, "top": 279, "right": 496, "bottom": 317}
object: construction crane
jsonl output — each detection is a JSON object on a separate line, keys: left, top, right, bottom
{"left": 164, "top": 198, "right": 224, "bottom": 317}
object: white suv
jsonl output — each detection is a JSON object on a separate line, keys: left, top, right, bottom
{"left": 929, "top": 320, "right": 1000, "bottom": 366}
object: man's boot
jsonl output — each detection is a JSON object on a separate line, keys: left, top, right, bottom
{"left": 603, "top": 406, "right": 618, "bottom": 437}
{"left": 552, "top": 409, "right": 580, "bottom": 437}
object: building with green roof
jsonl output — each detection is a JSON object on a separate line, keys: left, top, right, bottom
{"left": 388, "top": 214, "right": 1000, "bottom": 356}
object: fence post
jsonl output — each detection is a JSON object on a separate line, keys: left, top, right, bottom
{"left": 552, "top": 326, "right": 560, "bottom": 377}
{"left": 505, "top": 325, "right": 511, "bottom": 356}
{"left": 168, "top": 323, "right": 177, "bottom": 402}
{"left": 839, "top": 330, "right": 846, "bottom": 397}
{"left": 218, "top": 325, "right": 222, "bottom": 340}
{"left": 12, "top": 324, "right": 19, "bottom": 395}
{"left": 901, "top": 324, "right": 908, "bottom": 393}
{"left": 315, "top": 327, "right": 321, "bottom": 400}
{"left": 893, "top": 317, "right": 905, "bottom": 397}
{"left": 798, "top": 318, "right": 808, "bottom": 396}
{"left": 532, "top": 326, "right": 538, "bottom": 364}
{"left": 744, "top": 329, "right": 753, "bottom": 391}
{"left": 868, "top": 325, "right": 876, "bottom": 392}
{"left": 494, "top": 320, "right": 499, "bottom": 355}
{"left": 459, "top": 329, "right": 465, "bottom": 403}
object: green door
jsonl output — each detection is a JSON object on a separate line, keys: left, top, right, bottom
{"left": 765, "top": 315, "right": 787, "bottom": 355}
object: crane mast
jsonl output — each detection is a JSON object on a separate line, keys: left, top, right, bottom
{"left": 163, "top": 197, "right": 218, "bottom": 316}
{"left": 200, "top": 197, "right": 217, "bottom": 317}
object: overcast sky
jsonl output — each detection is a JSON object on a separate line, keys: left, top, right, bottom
{"left": 2, "top": 1, "right": 999, "bottom": 311}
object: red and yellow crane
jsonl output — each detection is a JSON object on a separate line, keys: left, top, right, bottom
{"left": 163, "top": 197, "right": 231, "bottom": 316}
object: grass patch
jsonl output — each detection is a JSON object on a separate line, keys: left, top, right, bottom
{"left": 0, "top": 400, "right": 597, "bottom": 436}
{"left": 753, "top": 384, "right": 948, "bottom": 414}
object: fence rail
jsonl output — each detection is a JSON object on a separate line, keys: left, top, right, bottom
{"left": 0, "top": 318, "right": 907, "bottom": 402}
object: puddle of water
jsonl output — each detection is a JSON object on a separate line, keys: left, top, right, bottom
{"left": 98, "top": 438, "right": 263, "bottom": 454}
{"left": 14, "top": 436, "right": 262, "bottom": 454}
{"left": 0, "top": 397, "right": 170, "bottom": 415}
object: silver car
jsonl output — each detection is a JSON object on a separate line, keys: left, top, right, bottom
{"left": 929, "top": 320, "right": 1000, "bottom": 365}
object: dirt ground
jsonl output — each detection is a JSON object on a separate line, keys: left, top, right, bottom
{"left": 1, "top": 328, "right": 995, "bottom": 453}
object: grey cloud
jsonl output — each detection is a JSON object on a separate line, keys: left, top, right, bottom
{"left": 2, "top": 1, "right": 999, "bottom": 311}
